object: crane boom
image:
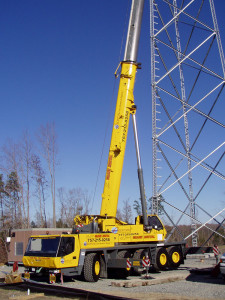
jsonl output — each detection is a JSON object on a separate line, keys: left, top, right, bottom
{"left": 100, "top": 0, "right": 145, "bottom": 217}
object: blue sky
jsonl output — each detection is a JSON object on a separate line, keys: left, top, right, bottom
{"left": 0, "top": 0, "right": 225, "bottom": 223}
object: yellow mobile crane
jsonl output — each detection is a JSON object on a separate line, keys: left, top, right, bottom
{"left": 23, "top": 0, "right": 186, "bottom": 282}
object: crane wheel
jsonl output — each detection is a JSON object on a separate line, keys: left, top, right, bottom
{"left": 118, "top": 250, "right": 131, "bottom": 278}
{"left": 168, "top": 246, "right": 182, "bottom": 269}
{"left": 155, "top": 247, "right": 168, "bottom": 271}
{"left": 132, "top": 249, "right": 145, "bottom": 275}
{"left": 108, "top": 250, "right": 131, "bottom": 279}
{"left": 83, "top": 253, "right": 101, "bottom": 282}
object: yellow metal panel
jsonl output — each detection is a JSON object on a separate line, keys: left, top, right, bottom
{"left": 23, "top": 256, "right": 57, "bottom": 268}
{"left": 78, "top": 233, "right": 115, "bottom": 249}
{"left": 101, "top": 62, "right": 138, "bottom": 218}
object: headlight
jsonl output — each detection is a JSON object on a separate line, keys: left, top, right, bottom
{"left": 49, "top": 269, "right": 61, "bottom": 274}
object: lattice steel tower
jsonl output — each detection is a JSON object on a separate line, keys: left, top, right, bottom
{"left": 150, "top": 0, "right": 225, "bottom": 247}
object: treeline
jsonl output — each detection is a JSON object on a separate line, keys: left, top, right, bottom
{"left": 166, "top": 223, "right": 225, "bottom": 246}
{"left": 0, "top": 121, "right": 135, "bottom": 235}
{"left": 0, "top": 123, "right": 92, "bottom": 236}
{"left": 0, "top": 123, "right": 57, "bottom": 231}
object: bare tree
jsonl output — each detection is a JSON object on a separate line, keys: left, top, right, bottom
{"left": 1, "top": 139, "right": 20, "bottom": 173}
{"left": 21, "top": 131, "right": 33, "bottom": 227}
{"left": 31, "top": 154, "right": 48, "bottom": 227}
{"left": 83, "top": 188, "right": 90, "bottom": 215}
{"left": 1, "top": 140, "right": 24, "bottom": 227}
{"left": 0, "top": 174, "right": 6, "bottom": 229}
{"left": 116, "top": 208, "right": 123, "bottom": 221}
{"left": 122, "top": 198, "right": 133, "bottom": 224}
{"left": 37, "top": 122, "right": 58, "bottom": 227}
{"left": 57, "top": 187, "right": 91, "bottom": 227}
{"left": 5, "top": 171, "right": 22, "bottom": 228}
{"left": 1, "top": 135, "right": 34, "bottom": 228}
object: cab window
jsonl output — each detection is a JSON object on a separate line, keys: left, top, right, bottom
{"left": 57, "top": 237, "right": 74, "bottom": 257}
{"left": 148, "top": 216, "right": 163, "bottom": 230}
{"left": 24, "top": 236, "right": 60, "bottom": 257}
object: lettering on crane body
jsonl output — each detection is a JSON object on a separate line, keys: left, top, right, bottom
{"left": 119, "top": 232, "right": 139, "bottom": 237}
{"left": 133, "top": 236, "right": 143, "bottom": 239}
{"left": 122, "top": 111, "right": 129, "bottom": 142}
{"left": 87, "top": 237, "right": 110, "bottom": 243}
{"left": 80, "top": 234, "right": 112, "bottom": 247}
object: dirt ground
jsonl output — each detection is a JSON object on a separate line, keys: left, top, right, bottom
{"left": 0, "top": 286, "right": 207, "bottom": 300}
{"left": 0, "top": 286, "right": 81, "bottom": 300}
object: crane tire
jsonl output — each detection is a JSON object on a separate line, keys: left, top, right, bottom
{"left": 118, "top": 250, "right": 131, "bottom": 278}
{"left": 168, "top": 246, "right": 182, "bottom": 269}
{"left": 132, "top": 249, "right": 145, "bottom": 275}
{"left": 108, "top": 250, "right": 131, "bottom": 279}
{"left": 155, "top": 247, "right": 168, "bottom": 271}
{"left": 83, "top": 253, "right": 101, "bottom": 282}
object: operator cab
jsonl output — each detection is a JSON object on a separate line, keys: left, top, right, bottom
{"left": 135, "top": 215, "right": 164, "bottom": 230}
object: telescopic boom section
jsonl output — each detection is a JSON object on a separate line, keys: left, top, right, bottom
{"left": 100, "top": 62, "right": 137, "bottom": 217}
{"left": 100, "top": 0, "right": 145, "bottom": 218}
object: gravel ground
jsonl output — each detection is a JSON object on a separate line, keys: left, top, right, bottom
{"left": 0, "top": 256, "right": 225, "bottom": 300}
{"left": 61, "top": 256, "right": 225, "bottom": 300}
